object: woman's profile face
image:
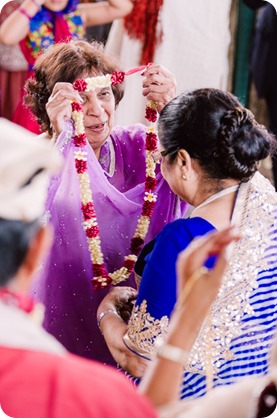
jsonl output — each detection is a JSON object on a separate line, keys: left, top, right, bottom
{"left": 78, "top": 74, "right": 116, "bottom": 154}
{"left": 44, "top": 0, "right": 69, "bottom": 12}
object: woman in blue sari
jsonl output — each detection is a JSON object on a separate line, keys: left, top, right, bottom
{"left": 98, "top": 88, "right": 277, "bottom": 399}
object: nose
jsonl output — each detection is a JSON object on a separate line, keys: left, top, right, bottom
{"left": 86, "top": 93, "right": 104, "bottom": 117}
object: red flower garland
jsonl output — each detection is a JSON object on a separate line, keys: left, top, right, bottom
{"left": 72, "top": 70, "right": 159, "bottom": 289}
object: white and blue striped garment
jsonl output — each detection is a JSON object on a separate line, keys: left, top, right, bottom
{"left": 180, "top": 222, "right": 277, "bottom": 400}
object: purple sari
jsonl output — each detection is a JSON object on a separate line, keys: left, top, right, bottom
{"left": 32, "top": 121, "right": 186, "bottom": 364}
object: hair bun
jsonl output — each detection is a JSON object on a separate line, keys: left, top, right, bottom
{"left": 216, "top": 107, "right": 270, "bottom": 181}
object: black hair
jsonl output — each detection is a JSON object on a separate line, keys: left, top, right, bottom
{"left": 0, "top": 218, "right": 40, "bottom": 286}
{"left": 158, "top": 88, "right": 275, "bottom": 182}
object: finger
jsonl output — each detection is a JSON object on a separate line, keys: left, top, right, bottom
{"left": 143, "top": 83, "right": 174, "bottom": 96}
{"left": 51, "top": 82, "right": 74, "bottom": 94}
{"left": 143, "top": 74, "right": 175, "bottom": 89}
{"left": 51, "top": 83, "right": 83, "bottom": 103}
{"left": 143, "top": 64, "right": 174, "bottom": 78}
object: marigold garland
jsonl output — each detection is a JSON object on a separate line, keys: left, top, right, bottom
{"left": 72, "top": 68, "right": 159, "bottom": 289}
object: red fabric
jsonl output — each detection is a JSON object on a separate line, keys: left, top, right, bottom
{"left": 0, "top": 347, "right": 157, "bottom": 418}
{"left": 124, "top": 0, "right": 164, "bottom": 64}
{"left": 12, "top": 70, "right": 41, "bottom": 134}
{"left": 13, "top": 13, "right": 73, "bottom": 134}
{"left": 0, "top": 69, "right": 27, "bottom": 120}
{"left": 53, "top": 12, "right": 72, "bottom": 43}
{"left": 0, "top": 0, "right": 27, "bottom": 120}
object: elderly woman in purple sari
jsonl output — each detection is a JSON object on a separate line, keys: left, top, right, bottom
{"left": 26, "top": 39, "right": 185, "bottom": 365}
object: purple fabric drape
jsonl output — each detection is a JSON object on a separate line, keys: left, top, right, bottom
{"left": 31, "top": 121, "right": 186, "bottom": 364}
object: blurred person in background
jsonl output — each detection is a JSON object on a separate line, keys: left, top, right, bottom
{"left": 0, "top": 0, "right": 133, "bottom": 133}
{"left": 105, "top": 0, "right": 233, "bottom": 125}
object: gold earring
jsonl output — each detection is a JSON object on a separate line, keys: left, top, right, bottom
{"left": 182, "top": 174, "right": 187, "bottom": 180}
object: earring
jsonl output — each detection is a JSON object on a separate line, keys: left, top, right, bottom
{"left": 182, "top": 174, "right": 187, "bottom": 180}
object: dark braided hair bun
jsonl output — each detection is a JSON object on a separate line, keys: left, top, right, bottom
{"left": 158, "top": 88, "right": 275, "bottom": 182}
{"left": 216, "top": 107, "right": 271, "bottom": 181}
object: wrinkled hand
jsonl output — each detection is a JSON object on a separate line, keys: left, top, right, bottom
{"left": 176, "top": 226, "right": 241, "bottom": 311}
{"left": 142, "top": 64, "right": 176, "bottom": 113}
{"left": 46, "top": 82, "right": 83, "bottom": 139}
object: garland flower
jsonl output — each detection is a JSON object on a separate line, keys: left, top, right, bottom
{"left": 72, "top": 66, "right": 159, "bottom": 289}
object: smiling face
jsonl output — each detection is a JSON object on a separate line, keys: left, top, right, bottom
{"left": 44, "top": 0, "right": 69, "bottom": 12}
{"left": 79, "top": 82, "right": 115, "bottom": 157}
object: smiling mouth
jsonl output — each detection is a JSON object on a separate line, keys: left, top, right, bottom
{"left": 86, "top": 122, "right": 106, "bottom": 131}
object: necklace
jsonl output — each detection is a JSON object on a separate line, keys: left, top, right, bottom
{"left": 190, "top": 185, "right": 239, "bottom": 216}
{"left": 72, "top": 67, "right": 159, "bottom": 289}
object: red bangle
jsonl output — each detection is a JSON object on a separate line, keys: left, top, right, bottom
{"left": 18, "top": 6, "right": 32, "bottom": 20}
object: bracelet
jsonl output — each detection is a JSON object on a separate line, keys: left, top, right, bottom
{"left": 175, "top": 266, "right": 209, "bottom": 309}
{"left": 157, "top": 343, "right": 190, "bottom": 365}
{"left": 97, "top": 309, "right": 118, "bottom": 330}
{"left": 18, "top": 6, "right": 32, "bottom": 20}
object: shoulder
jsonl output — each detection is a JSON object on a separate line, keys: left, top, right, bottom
{"left": 160, "top": 217, "right": 216, "bottom": 239}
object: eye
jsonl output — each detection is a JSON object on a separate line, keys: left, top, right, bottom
{"left": 79, "top": 94, "right": 87, "bottom": 104}
{"left": 98, "top": 88, "right": 112, "bottom": 100}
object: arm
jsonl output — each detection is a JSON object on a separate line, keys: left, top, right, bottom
{"left": 98, "top": 224, "right": 186, "bottom": 377}
{"left": 0, "top": 0, "right": 43, "bottom": 45}
{"left": 78, "top": 0, "right": 133, "bottom": 28}
{"left": 96, "top": 286, "right": 149, "bottom": 378}
{"left": 140, "top": 226, "right": 241, "bottom": 407}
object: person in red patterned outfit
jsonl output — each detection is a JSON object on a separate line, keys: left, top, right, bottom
{"left": 0, "top": 0, "right": 133, "bottom": 133}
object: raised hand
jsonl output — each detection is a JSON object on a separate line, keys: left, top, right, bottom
{"left": 142, "top": 64, "right": 177, "bottom": 113}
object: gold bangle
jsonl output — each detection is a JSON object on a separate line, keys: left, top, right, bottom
{"left": 175, "top": 266, "right": 209, "bottom": 308}
{"left": 157, "top": 343, "right": 189, "bottom": 365}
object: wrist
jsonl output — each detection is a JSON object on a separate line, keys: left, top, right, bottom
{"left": 156, "top": 343, "right": 190, "bottom": 365}
{"left": 30, "top": 0, "right": 43, "bottom": 8}
{"left": 20, "top": 0, "right": 42, "bottom": 18}
{"left": 97, "top": 309, "right": 119, "bottom": 333}
{"left": 167, "top": 305, "right": 204, "bottom": 349}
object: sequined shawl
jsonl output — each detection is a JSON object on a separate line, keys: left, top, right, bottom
{"left": 187, "top": 172, "right": 277, "bottom": 377}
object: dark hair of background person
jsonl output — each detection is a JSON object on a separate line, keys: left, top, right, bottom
{"left": 158, "top": 88, "right": 276, "bottom": 183}
{"left": 0, "top": 218, "right": 40, "bottom": 286}
{"left": 25, "top": 40, "right": 125, "bottom": 135}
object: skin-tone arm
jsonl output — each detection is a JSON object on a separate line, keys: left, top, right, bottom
{"left": 0, "top": 0, "right": 133, "bottom": 45}
{"left": 139, "top": 226, "right": 241, "bottom": 407}
{"left": 97, "top": 227, "right": 240, "bottom": 379}
{"left": 0, "top": 0, "right": 43, "bottom": 45}
{"left": 78, "top": 0, "right": 133, "bottom": 27}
